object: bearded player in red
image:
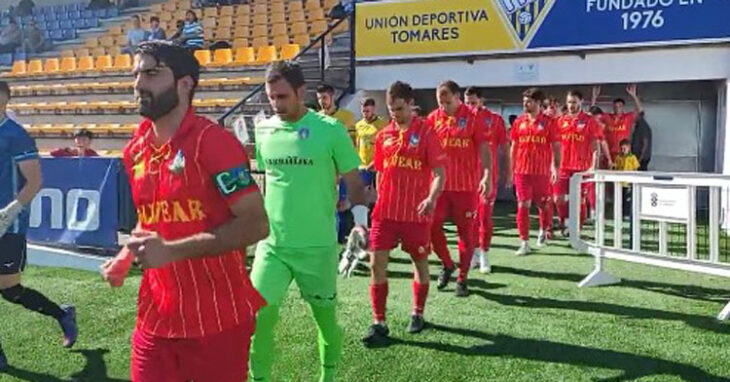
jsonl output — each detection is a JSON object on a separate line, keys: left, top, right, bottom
{"left": 510, "top": 88, "right": 560, "bottom": 256}
{"left": 101, "top": 42, "right": 269, "bottom": 382}
{"left": 428, "top": 80, "right": 492, "bottom": 297}
{"left": 554, "top": 90, "right": 613, "bottom": 236}
{"left": 363, "top": 81, "right": 447, "bottom": 347}
{"left": 463, "top": 86, "right": 508, "bottom": 274}
{"left": 591, "top": 84, "right": 643, "bottom": 163}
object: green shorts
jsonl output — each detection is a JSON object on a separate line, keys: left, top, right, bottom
{"left": 251, "top": 242, "right": 339, "bottom": 307}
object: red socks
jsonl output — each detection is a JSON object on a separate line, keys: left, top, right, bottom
{"left": 369, "top": 283, "right": 388, "bottom": 322}
{"left": 412, "top": 281, "right": 429, "bottom": 316}
{"left": 517, "top": 206, "right": 530, "bottom": 240}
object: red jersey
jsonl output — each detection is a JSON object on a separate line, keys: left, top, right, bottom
{"left": 427, "top": 104, "right": 487, "bottom": 192}
{"left": 474, "top": 106, "right": 507, "bottom": 178}
{"left": 122, "top": 109, "right": 265, "bottom": 339}
{"left": 511, "top": 112, "right": 558, "bottom": 176}
{"left": 372, "top": 117, "right": 447, "bottom": 223}
{"left": 557, "top": 111, "right": 603, "bottom": 171}
{"left": 605, "top": 112, "right": 636, "bottom": 155}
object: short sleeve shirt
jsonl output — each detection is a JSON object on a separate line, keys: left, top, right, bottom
{"left": 557, "top": 111, "right": 603, "bottom": 171}
{"left": 0, "top": 117, "right": 39, "bottom": 234}
{"left": 605, "top": 112, "right": 636, "bottom": 155}
{"left": 511, "top": 112, "right": 558, "bottom": 176}
{"left": 355, "top": 116, "right": 386, "bottom": 166}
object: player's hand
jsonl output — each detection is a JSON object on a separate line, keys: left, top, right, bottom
{"left": 626, "top": 84, "right": 638, "bottom": 97}
{"left": 0, "top": 200, "right": 23, "bottom": 239}
{"left": 608, "top": 160, "right": 615, "bottom": 169}
{"left": 417, "top": 197, "right": 437, "bottom": 216}
{"left": 100, "top": 250, "right": 134, "bottom": 288}
{"left": 478, "top": 178, "right": 491, "bottom": 198}
{"left": 592, "top": 85, "right": 601, "bottom": 101}
{"left": 128, "top": 231, "right": 173, "bottom": 269}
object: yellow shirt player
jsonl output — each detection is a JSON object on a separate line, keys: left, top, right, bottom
{"left": 355, "top": 97, "right": 386, "bottom": 168}
{"left": 317, "top": 84, "right": 356, "bottom": 141}
{"left": 614, "top": 139, "right": 640, "bottom": 188}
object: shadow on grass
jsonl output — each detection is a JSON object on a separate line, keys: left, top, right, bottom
{"left": 3, "top": 348, "right": 129, "bottom": 382}
{"left": 393, "top": 323, "right": 729, "bottom": 382}
{"left": 494, "top": 265, "right": 730, "bottom": 304}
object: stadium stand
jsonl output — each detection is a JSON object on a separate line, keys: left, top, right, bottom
{"left": 1, "top": 0, "right": 353, "bottom": 156}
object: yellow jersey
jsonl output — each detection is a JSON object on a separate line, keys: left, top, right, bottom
{"left": 354, "top": 116, "right": 386, "bottom": 166}
{"left": 320, "top": 108, "right": 356, "bottom": 141}
{"left": 615, "top": 153, "right": 640, "bottom": 172}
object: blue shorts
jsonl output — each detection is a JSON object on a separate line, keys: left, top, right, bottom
{"left": 0, "top": 233, "right": 27, "bottom": 275}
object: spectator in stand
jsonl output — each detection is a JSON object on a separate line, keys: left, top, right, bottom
{"left": 24, "top": 20, "right": 47, "bottom": 54}
{"left": 0, "top": 19, "right": 22, "bottom": 54}
{"left": 178, "top": 11, "right": 204, "bottom": 50}
{"left": 169, "top": 20, "right": 185, "bottom": 41}
{"left": 49, "top": 129, "right": 99, "bottom": 157}
{"left": 147, "top": 16, "right": 166, "bottom": 41}
{"left": 124, "top": 15, "right": 149, "bottom": 54}
{"left": 87, "top": 0, "right": 113, "bottom": 10}
{"left": 12, "top": 0, "right": 35, "bottom": 17}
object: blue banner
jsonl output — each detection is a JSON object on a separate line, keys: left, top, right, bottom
{"left": 27, "top": 158, "right": 119, "bottom": 249}
{"left": 529, "top": 0, "right": 730, "bottom": 49}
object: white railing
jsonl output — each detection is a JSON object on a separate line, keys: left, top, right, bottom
{"left": 568, "top": 170, "right": 730, "bottom": 321}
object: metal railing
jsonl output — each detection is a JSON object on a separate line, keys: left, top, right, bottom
{"left": 568, "top": 170, "right": 730, "bottom": 320}
{"left": 217, "top": 13, "right": 355, "bottom": 127}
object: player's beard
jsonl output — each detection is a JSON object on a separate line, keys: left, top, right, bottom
{"left": 137, "top": 84, "right": 179, "bottom": 121}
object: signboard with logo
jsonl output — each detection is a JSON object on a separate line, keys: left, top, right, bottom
{"left": 639, "top": 185, "right": 690, "bottom": 222}
{"left": 27, "top": 158, "right": 120, "bottom": 248}
{"left": 356, "top": 0, "right": 730, "bottom": 60}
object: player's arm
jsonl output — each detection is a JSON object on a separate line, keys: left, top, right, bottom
{"left": 333, "top": 119, "right": 368, "bottom": 227}
{"left": 591, "top": 85, "right": 601, "bottom": 107}
{"left": 16, "top": 159, "right": 42, "bottom": 205}
{"left": 417, "top": 166, "right": 445, "bottom": 216}
{"left": 478, "top": 142, "right": 493, "bottom": 197}
{"left": 627, "top": 84, "right": 643, "bottom": 114}
{"left": 0, "top": 130, "right": 42, "bottom": 237}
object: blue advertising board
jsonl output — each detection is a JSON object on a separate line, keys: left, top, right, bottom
{"left": 27, "top": 158, "right": 119, "bottom": 248}
{"left": 527, "top": 0, "right": 730, "bottom": 49}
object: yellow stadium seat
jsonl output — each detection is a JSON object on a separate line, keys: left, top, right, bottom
{"left": 175, "top": 10, "right": 188, "bottom": 21}
{"left": 271, "top": 23, "right": 287, "bottom": 36}
{"left": 211, "top": 49, "right": 233, "bottom": 66}
{"left": 232, "top": 47, "right": 255, "bottom": 65}
{"left": 194, "top": 50, "right": 212, "bottom": 66}
{"left": 235, "top": 4, "right": 250, "bottom": 14}
{"left": 44, "top": 59, "right": 60, "bottom": 73}
{"left": 60, "top": 50, "right": 74, "bottom": 58}
{"left": 59, "top": 57, "right": 77, "bottom": 73}
{"left": 252, "top": 3, "right": 267, "bottom": 14}
{"left": 114, "top": 55, "right": 132, "bottom": 71}
{"left": 272, "top": 34, "right": 289, "bottom": 47}
{"left": 10, "top": 61, "right": 26, "bottom": 76}
{"left": 85, "top": 37, "right": 98, "bottom": 48}
{"left": 219, "top": 16, "right": 233, "bottom": 28}
{"left": 116, "top": 35, "right": 129, "bottom": 47}
{"left": 215, "top": 28, "right": 232, "bottom": 40}
{"left": 91, "top": 47, "right": 107, "bottom": 57}
{"left": 159, "top": 12, "right": 173, "bottom": 22}
{"left": 308, "top": 8, "right": 325, "bottom": 21}
{"left": 220, "top": 5, "right": 234, "bottom": 16}
{"left": 204, "top": 7, "right": 218, "bottom": 18}
{"left": 202, "top": 17, "right": 217, "bottom": 29}
{"left": 270, "top": 2, "right": 285, "bottom": 14}
{"left": 255, "top": 46, "right": 278, "bottom": 65}
{"left": 235, "top": 14, "right": 250, "bottom": 26}
{"left": 271, "top": 13, "right": 285, "bottom": 24}
{"left": 291, "top": 21, "right": 307, "bottom": 35}
{"left": 150, "top": 4, "right": 163, "bottom": 13}
{"left": 280, "top": 44, "right": 300, "bottom": 60}
{"left": 293, "top": 33, "right": 310, "bottom": 47}
{"left": 194, "top": 9, "right": 203, "bottom": 18}
{"left": 163, "top": 2, "right": 177, "bottom": 12}
{"left": 252, "top": 14, "right": 267, "bottom": 25}
{"left": 289, "top": 0, "right": 303, "bottom": 12}
{"left": 252, "top": 36, "right": 269, "bottom": 48}
{"left": 233, "top": 38, "right": 249, "bottom": 48}
{"left": 100, "top": 36, "right": 115, "bottom": 48}
{"left": 333, "top": 19, "right": 349, "bottom": 34}
{"left": 234, "top": 26, "right": 249, "bottom": 38}
{"left": 310, "top": 20, "right": 328, "bottom": 35}
{"left": 27, "top": 59, "right": 43, "bottom": 76}
{"left": 78, "top": 56, "right": 95, "bottom": 71}
{"left": 305, "top": 0, "right": 320, "bottom": 10}
{"left": 203, "top": 28, "right": 214, "bottom": 41}
{"left": 323, "top": 0, "right": 338, "bottom": 9}
{"left": 75, "top": 48, "right": 90, "bottom": 57}
{"left": 108, "top": 46, "right": 122, "bottom": 56}
{"left": 289, "top": 10, "right": 305, "bottom": 23}
{"left": 109, "top": 25, "right": 123, "bottom": 36}
{"left": 95, "top": 55, "right": 113, "bottom": 71}
{"left": 252, "top": 25, "right": 267, "bottom": 38}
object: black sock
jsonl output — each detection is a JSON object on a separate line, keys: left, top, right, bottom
{"left": 1, "top": 285, "right": 65, "bottom": 320}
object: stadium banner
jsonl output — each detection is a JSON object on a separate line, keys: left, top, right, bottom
{"left": 27, "top": 158, "right": 120, "bottom": 249}
{"left": 355, "top": 0, "right": 518, "bottom": 59}
{"left": 356, "top": 0, "right": 730, "bottom": 60}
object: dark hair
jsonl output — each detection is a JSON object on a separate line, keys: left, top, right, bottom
{"left": 619, "top": 139, "right": 631, "bottom": 146}
{"left": 613, "top": 98, "right": 626, "bottom": 105}
{"left": 316, "top": 84, "right": 334, "bottom": 95}
{"left": 150, "top": 16, "right": 160, "bottom": 23}
{"left": 438, "top": 80, "right": 460, "bottom": 95}
{"left": 508, "top": 114, "right": 518, "bottom": 125}
{"left": 387, "top": 81, "right": 414, "bottom": 102}
{"left": 135, "top": 41, "right": 200, "bottom": 99}
{"left": 73, "top": 128, "right": 94, "bottom": 139}
{"left": 523, "top": 87, "right": 545, "bottom": 102}
{"left": 464, "top": 86, "right": 481, "bottom": 98}
{"left": 567, "top": 89, "right": 583, "bottom": 100}
{"left": 176, "top": 20, "right": 184, "bottom": 28}
{"left": 266, "top": 60, "right": 306, "bottom": 89}
{"left": 361, "top": 97, "right": 375, "bottom": 107}
{"left": 185, "top": 10, "right": 198, "bottom": 22}
{"left": 0, "top": 81, "right": 10, "bottom": 98}
{"left": 589, "top": 106, "right": 603, "bottom": 115}
{"left": 131, "top": 15, "right": 140, "bottom": 21}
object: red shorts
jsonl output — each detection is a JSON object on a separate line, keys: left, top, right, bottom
{"left": 514, "top": 174, "right": 552, "bottom": 202}
{"left": 370, "top": 219, "right": 431, "bottom": 260}
{"left": 131, "top": 322, "right": 255, "bottom": 382}
{"left": 554, "top": 168, "right": 590, "bottom": 196}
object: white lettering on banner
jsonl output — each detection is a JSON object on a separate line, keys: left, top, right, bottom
{"left": 640, "top": 186, "right": 690, "bottom": 222}
{"left": 29, "top": 188, "right": 101, "bottom": 232}
{"left": 586, "top": 0, "right": 703, "bottom": 31}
